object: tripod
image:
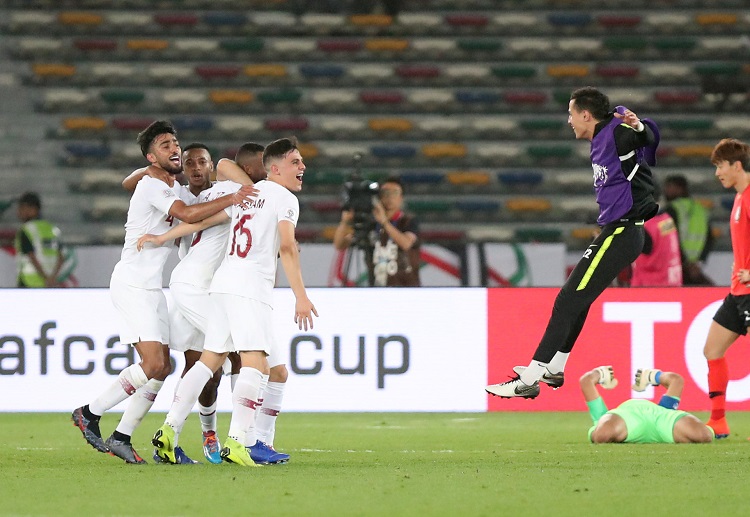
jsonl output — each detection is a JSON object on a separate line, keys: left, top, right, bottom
{"left": 341, "top": 238, "right": 374, "bottom": 287}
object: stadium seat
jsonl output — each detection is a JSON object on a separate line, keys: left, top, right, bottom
{"left": 196, "top": 65, "right": 241, "bottom": 80}
{"left": 466, "top": 226, "right": 514, "bottom": 242}
{"left": 519, "top": 118, "right": 566, "bottom": 138}
{"left": 455, "top": 90, "right": 501, "bottom": 107}
{"left": 172, "top": 116, "right": 214, "bottom": 133}
{"left": 397, "top": 13, "right": 443, "bottom": 34}
{"left": 694, "top": 63, "right": 742, "bottom": 77}
{"left": 407, "top": 89, "right": 454, "bottom": 110}
{"left": 62, "top": 117, "right": 107, "bottom": 132}
{"left": 112, "top": 117, "right": 153, "bottom": 132}
{"left": 64, "top": 142, "right": 111, "bottom": 161}
{"left": 9, "top": 12, "right": 56, "bottom": 33}
{"left": 410, "top": 38, "right": 457, "bottom": 57}
{"left": 244, "top": 64, "right": 287, "bottom": 80}
{"left": 209, "top": 89, "right": 254, "bottom": 105}
{"left": 559, "top": 198, "right": 598, "bottom": 220}
{"left": 58, "top": 11, "right": 103, "bottom": 27}
{"left": 456, "top": 39, "right": 502, "bottom": 54}
{"left": 595, "top": 64, "right": 640, "bottom": 79}
{"left": 445, "top": 171, "right": 490, "bottom": 186}
{"left": 547, "top": 13, "right": 593, "bottom": 29}
{"left": 395, "top": 65, "right": 441, "bottom": 80}
{"left": 454, "top": 199, "right": 500, "bottom": 220}
{"left": 491, "top": 13, "right": 541, "bottom": 33}
{"left": 603, "top": 36, "right": 648, "bottom": 52}
{"left": 74, "top": 169, "right": 125, "bottom": 192}
{"left": 15, "top": 38, "right": 63, "bottom": 58}
{"left": 422, "top": 144, "right": 467, "bottom": 160}
{"left": 257, "top": 89, "right": 302, "bottom": 106}
{"left": 161, "top": 90, "right": 208, "bottom": 111}
{"left": 514, "top": 227, "right": 562, "bottom": 243}
{"left": 370, "top": 144, "right": 417, "bottom": 160}
{"left": 319, "top": 116, "right": 367, "bottom": 137}
{"left": 415, "top": 117, "right": 463, "bottom": 137}
{"left": 504, "top": 91, "right": 548, "bottom": 108}
{"left": 497, "top": 170, "right": 544, "bottom": 189}
{"left": 364, "top": 38, "right": 409, "bottom": 53}
{"left": 555, "top": 38, "right": 603, "bottom": 56}
{"left": 317, "top": 39, "right": 363, "bottom": 53}
{"left": 653, "top": 36, "right": 697, "bottom": 53}
{"left": 695, "top": 13, "right": 738, "bottom": 27}
{"left": 32, "top": 63, "right": 76, "bottom": 79}
{"left": 202, "top": 11, "right": 248, "bottom": 29}
{"left": 106, "top": 12, "right": 152, "bottom": 30}
{"left": 309, "top": 199, "right": 342, "bottom": 215}
{"left": 173, "top": 38, "right": 219, "bottom": 57}
{"left": 349, "top": 64, "right": 394, "bottom": 84}
{"left": 444, "top": 13, "right": 489, "bottom": 29}
{"left": 147, "top": 64, "right": 192, "bottom": 84}
{"left": 546, "top": 64, "right": 590, "bottom": 79}
{"left": 471, "top": 116, "right": 518, "bottom": 138}
{"left": 368, "top": 118, "right": 413, "bottom": 134}
{"left": 475, "top": 143, "right": 522, "bottom": 165}
{"left": 126, "top": 39, "right": 169, "bottom": 51}
{"left": 87, "top": 196, "right": 130, "bottom": 221}
{"left": 73, "top": 38, "right": 117, "bottom": 52}
{"left": 319, "top": 226, "right": 339, "bottom": 242}
{"left": 407, "top": 199, "right": 452, "bottom": 214}
{"left": 419, "top": 229, "right": 466, "bottom": 242}
{"left": 507, "top": 38, "right": 552, "bottom": 57}
{"left": 597, "top": 14, "right": 641, "bottom": 29}
{"left": 300, "top": 13, "right": 346, "bottom": 33}
{"left": 444, "top": 64, "right": 491, "bottom": 84}
{"left": 264, "top": 117, "right": 309, "bottom": 133}
{"left": 220, "top": 38, "right": 265, "bottom": 53}
{"left": 100, "top": 89, "right": 145, "bottom": 107}
{"left": 251, "top": 12, "right": 296, "bottom": 29}
{"left": 644, "top": 13, "right": 691, "bottom": 32}
{"left": 296, "top": 143, "right": 320, "bottom": 161}
{"left": 399, "top": 171, "right": 445, "bottom": 188}
{"left": 360, "top": 90, "right": 405, "bottom": 106}
{"left": 215, "top": 116, "right": 263, "bottom": 136}
{"left": 505, "top": 197, "right": 553, "bottom": 217}
{"left": 298, "top": 64, "right": 344, "bottom": 81}
{"left": 91, "top": 63, "right": 137, "bottom": 84}
{"left": 154, "top": 13, "right": 199, "bottom": 28}
{"left": 310, "top": 89, "right": 359, "bottom": 111}
{"left": 41, "top": 89, "right": 92, "bottom": 111}
{"left": 349, "top": 14, "right": 393, "bottom": 28}
{"left": 653, "top": 90, "right": 702, "bottom": 107}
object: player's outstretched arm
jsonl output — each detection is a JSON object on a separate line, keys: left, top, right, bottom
{"left": 122, "top": 165, "right": 173, "bottom": 192}
{"left": 169, "top": 185, "right": 257, "bottom": 223}
{"left": 137, "top": 211, "right": 229, "bottom": 251}
{"left": 278, "top": 220, "right": 318, "bottom": 330}
{"left": 216, "top": 158, "right": 254, "bottom": 185}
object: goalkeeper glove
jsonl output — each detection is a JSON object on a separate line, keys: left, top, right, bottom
{"left": 632, "top": 368, "right": 661, "bottom": 392}
{"left": 594, "top": 365, "right": 618, "bottom": 389}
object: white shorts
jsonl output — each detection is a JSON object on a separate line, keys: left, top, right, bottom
{"left": 204, "top": 293, "right": 276, "bottom": 356}
{"left": 169, "top": 282, "right": 210, "bottom": 353}
{"left": 110, "top": 276, "right": 169, "bottom": 345}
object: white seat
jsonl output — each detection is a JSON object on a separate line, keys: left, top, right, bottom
{"left": 17, "top": 38, "right": 63, "bottom": 53}
{"left": 269, "top": 38, "right": 316, "bottom": 53}
{"left": 216, "top": 116, "right": 263, "bottom": 134}
{"left": 444, "top": 64, "right": 490, "bottom": 81}
{"left": 147, "top": 64, "right": 192, "bottom": 81}
{"left": 173, "top": 38, "right": 219, "bottom": 53}
{"left": 115, "top": 145, "right": 145, "bottom": 162}
{"left": 102, "top": 225, "right": 126, "bottom": 244}
{"left": 507, "top": 38, "right": 553, "bottom": 54}
{"left": 410, "top": 38, "right": 457, "bottom": 54}
{"left": 554, "top": 171, "right": 593, "bottom": 191}
{"left": 106, "top": 11, "right": 152, "bottom": 27}
{"left": 10, "top": 11, "right": 55, "bottom": 29}
{"left": 415, "top": 116, "right": 463, "bottom": 134}
{"left": 310, "top": 89, "right": 358, "bottom": 106}
{"left": 321, "top": 142, "right": 369, "bottom": 160}
{"left": 475, "top": 144, "right": 522, "bottom": 161}
{"left": 397, "top": 13, "right": 442, "bottom": 31}
{"left": 42, "top": 88, "right": 92, "bottom": 109}
{"left": 466, "top": 226, "right": 514, "bottom": 242}
{"left": 319, "top": 116, "right": 366, "bottom": 133}
{"left": 699, "top": 37, "right": 746, "bottom": 52}
{"left": 348, "top": 64, "right": 394, "bottom": 81}
{"left": 644, "top": 13, "right": 691, "bottom": 29}
{"left": 643, "top": 64, "right": 691, "bottom": 81}
{"left": 90, "top": 196, "right": 130, "bottom": 218}
{"left": 556, "top": 38, "right": 602, "bottom": 53}
{"left": 715, "top": 116, "right": 750, "bottom": 133}
{"left": 77, "top": 169, "right": 124, "bottom": 191}
{"left": 559, "top": 198, "right": 597, "bottom": 217}
{"left": 251, "top": 12, "right": 296, "bottom": 28}
{"left": 300, "top": 13, "right": 346, "bottom": 31}
{"left": 91, "top": 63, "right": 136, "bottom": 80}
{"left": 605, "top": 88, "right": 651, "bottom": 106}
{"left": 161, "top": 89, "right": 207, "bottom": 108}
{"left": 471, "top": 116, "right": 519, "bottom": 135}
{"left": 407, "top": 89, "right": 454, "bottom": 107}
{"left": 492, "top": 13, "right": 538, "bottom": 30}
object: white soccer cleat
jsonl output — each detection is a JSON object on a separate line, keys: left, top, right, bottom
{"left": 632, "top": 368, "right": 661, "bottom": 392}
{"left": 485, "top": 376, "right": 541, "bottom": 399}
{"left": 594, "top": 365, "right": 618, "bottom": 390}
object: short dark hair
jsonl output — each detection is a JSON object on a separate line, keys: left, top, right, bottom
{"left": 235, "top": 142, "right": 265, "bottom": 166}
{"left": 380, "top": 175, "right": 404, "bottom": 194}
{"left": 262, "top": 138, "right": 298, "bottom": 169}
{"left": 18, "top": 191, "right": 41, "bottom": 209}
{"left": 570, "top": 87, "right": 610, "bottom": 120}
{"left": 711, "top": 138, "right": 750, "bottom": 169}
{"left": 664, "top": 174, "right": 689, "bottom": 193}
{"left": 182, "top": 142, "right": 210, "bottom": 154}
{"left": 136, "top": 120, "right": 177, "bottom": 157}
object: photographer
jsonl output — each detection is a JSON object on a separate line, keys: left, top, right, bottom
{"left": 333, "top": 176, "right": 421, "bottom": 286}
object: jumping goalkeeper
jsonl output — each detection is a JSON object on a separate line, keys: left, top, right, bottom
{"left": 580, "top": 366, "right": 714, "bottom": 444}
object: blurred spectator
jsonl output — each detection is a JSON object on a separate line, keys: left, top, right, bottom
{"left": 15, "top": 192, "right": 75, "bottom": 287}
{"left": 663, "top": 175, "right": 714, "bottom": 285}
{"left": 630, "top": 209, "right": 682, "bottom": 287}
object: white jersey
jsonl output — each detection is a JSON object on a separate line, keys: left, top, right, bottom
{"left": 111, "top": 176, "right": 192, "bottom": 289}
{"left": 209, "top": 180, "right": 299, "bottom": 305}
{"left": 170, "top": 180, "right": 242, "bottom": 289}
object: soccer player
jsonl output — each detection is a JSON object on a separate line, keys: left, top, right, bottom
{"left": 581, "top": 365, "right": 713, "bottom": 444}
{"left": 144, "top": 138, "right": 316, "bottom": 466}
{"left": 702, "top": 138, "right": 750, "bottom": 439}
{"left": 486, "top": 87, "right": 658, "bottom": 399}
{"left": 71, "top": 120, "right": 257, "bottom": 464}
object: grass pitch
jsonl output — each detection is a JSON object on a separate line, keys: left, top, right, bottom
{"left": 4, "top": 411, "right": 750, "bottom": 516}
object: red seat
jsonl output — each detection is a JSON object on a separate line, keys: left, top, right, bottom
{"left": 444, "top": 14, "right": 489, "bottom": 28}
{"left": 595, "top": 65, "right": 640, "bottom": 78}
{"left": 503, "top": 91, "right": 548, "bottom": 105}
{"left": 597, "top": 15, "right": 642, "bottom": 28}
{"left": 317, "top": 39, "right": 363, "bottom": 52}
{"left": 654, "top": 90, "right": 701, "bottom": 105}
{"left": 264, "top": 117, "right": 310, "bottom": 132}
{"left": 420, "top": 230, "right": 466, "bottom": 241}
{"left": 154, "top": 13, "right": 199, "bottom": 27}
{"left": 309, "top": 200, "right": 342, "bottom": 213}
{"left": 360, "top": 90, "right": 405, "bottom": 104}
{"left": 112, "top": 117, "right": 154, "bottom": 131}
{"left": 196, "top": 65, "right": 240, "bottom": 79}
{"left": 73, "top": 39, "right": 117, "bottom": 51}
{"left": 395, "top": 65, "right": 440, "bottom": 79}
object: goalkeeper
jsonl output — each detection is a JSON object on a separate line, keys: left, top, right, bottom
{"left": 580, "top": 366, "right": 714, "bottom": 444}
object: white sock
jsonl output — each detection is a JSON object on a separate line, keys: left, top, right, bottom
{"left": 165, "top": 362, "right": 212, "bottom": 435}
{"left": 115, "top": 378, "right": 163, "bottom": 437}
{"left": 255, "top": 381, "right": 285, "bottom": 446}
{"left": 546, "top": 352, "right": 569, "bottom": 374}
{"left": 520, "top": 361, "right": 548, "bottom": 385}
{"left": 89, "top": 363, "right": 148, "bottom": 415}
{"left": 257, "top": 374, "right": 269, "bottom": 413}
{"left": 199, "top": 401, "right": 218, "bottom": 434}
{"left": 230, "top": 373, "right": 239, "bottom": 392}
{"left": 228, "top": 367, "right": 263, "bottom": 447}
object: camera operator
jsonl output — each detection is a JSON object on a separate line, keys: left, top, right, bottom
{"left": 333, "top": 176, "right": 421, "bottom": 286}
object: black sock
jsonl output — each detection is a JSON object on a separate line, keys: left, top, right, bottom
{"left": 112, "top": 431, "right": 131, "bottom": 444}
{"left": 82, "top": 405, "right": 100, "bottom": 421}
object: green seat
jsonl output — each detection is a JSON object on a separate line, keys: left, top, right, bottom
{"left": 514, "top": 227, "right": 562, "bottom": 243}
{"left": 100, "top": 90, "right": 145, "bottom": 105}
{"left": 219, "top": 38, "right": 264, "bottom": 52}
{"left": 491, "top": 66, "right": 536, "bottom": 79}
{"left": 304, "top": 169, "right": 346, "bottom": 186}
{"left": 519, "top": 119, "right": 564, "bottom": 131}
{"left": 603, "top": 36, "right": 648, "bottom": 50}
{"left": 407, "top": 199, "right": 452, "bottom": 214}
{"left": 654, "top": 37, "right": 697, "bottom": 51}
{"left": 694, "top": 63, "right": 742, "bottom": 76}
{"left": 553, "top": 90, "right": 571, "bottom": 106}
{"left": 527, "top": 145, "right": 572, "bottom": 158}
{"left": 662, "top": 119, "right": 713, "bottom": 131}
{"left": 257, "top": 89, "right": 302, "bottom": 104}
{"left": 457, "top": 39, "right": 502, "bottom": 52}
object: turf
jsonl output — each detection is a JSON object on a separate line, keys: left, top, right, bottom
{"left": 3, "top": 411, "right": 750, "bottom": 516}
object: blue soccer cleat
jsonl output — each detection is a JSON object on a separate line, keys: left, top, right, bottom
{"left": 249, "top": 440, "right": 290, "bottom": 465}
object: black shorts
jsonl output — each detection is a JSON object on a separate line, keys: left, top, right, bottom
{"left": 713, "top": 293, "right": 750, "bottom": 335}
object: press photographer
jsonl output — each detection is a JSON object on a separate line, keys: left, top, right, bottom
{"left": 333, "top": 175, "right": 421, "bottom": 287}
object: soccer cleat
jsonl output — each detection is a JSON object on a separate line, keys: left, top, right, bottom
{"left": 105, "top": 435, "right": 146, "bottom": 464}
{"left": 71, "top": 406, "right": 109, "bottom": 453}
{"left": 220, "top": 437, "right": 258, "bottom": 467}
{"left": 632, "top": 368, "right": 659, "bottom": 392}
{"left": 202, "top": 431, "right": 222, "bottom": 464}
{"left": 249, "top": 440, "right": 290, "bottom": 465}
{"left": 152, "top": 424, "right": 177, "bottom": 464}
{"left": 707, "top": 418, "right": 730, "bottom": 439}
{"left": 512, "top": 366, "right": 565, "bottom": 389}
{"left": 485, "top": 376, "right": 540, "bottom": 399}
{"left": 174, "top": 446, "right": 199, "bottom": 464}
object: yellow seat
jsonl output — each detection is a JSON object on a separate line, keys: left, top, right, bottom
{"left": 297, "top": 142, "right": 319, "bottom": 159}
{"left": 571, "top": 226, "right": 597, "bottom": 240}
{"left": 546, "top": 64, "right": 590, "bottom": 78}
{"left": 673, "top": 145, "right": 713, "bottom": 158}
{"left": 350, "top": 14, "right": 393, "bottom": 26}
{"left": 244, "top": 64, "right": 287, "bottom": 77}
{"left": 63, "top": 117, "right": 107, "bottom": 131}
{"left": 209, "top": 90, "right": 254, "bottom": 104}
{"left": 422, "top": 143, "right": 467, "bottom": 159}
{"left": 33, "top": 64, "right": 76, "bottom": 77}
{"left": 368, "top": 118, "right": 413, "bottom": 132}
{"left": 126, "top": 39, "right": 169, "bottom": 51}
{"left": 365, "top": 39, "right": 409, "bottom": 52}
{"left": 58, "top": 12, "right": 103, "bottom": 25}
{"left": 505, "top": 197, "right": 552, "bottom": 213}
{"left": 446, "top": 171, "right": 490, "bottom": 186}
{"left": 320, "top": 225, "right": 339, "bottom": 241}
{"left": 695, "top": 13, "right": 738, "bottom": 25}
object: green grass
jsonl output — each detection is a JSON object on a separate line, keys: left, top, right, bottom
{"left": 4, "top": 412, "right": 750, "bottom": 516}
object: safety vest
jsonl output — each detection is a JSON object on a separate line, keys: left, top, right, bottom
{"left": 669, "top": 198, "right": 709, "bottom": 262}
{"left": 14, "top": 219, "right": 62, "bottom": 287}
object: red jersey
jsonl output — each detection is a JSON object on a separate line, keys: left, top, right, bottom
{"left": 730, "top": 188, "right": 750, "bottom": 295}
{"left": 631, "top": 212, "right": 682, "bottom": 287}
